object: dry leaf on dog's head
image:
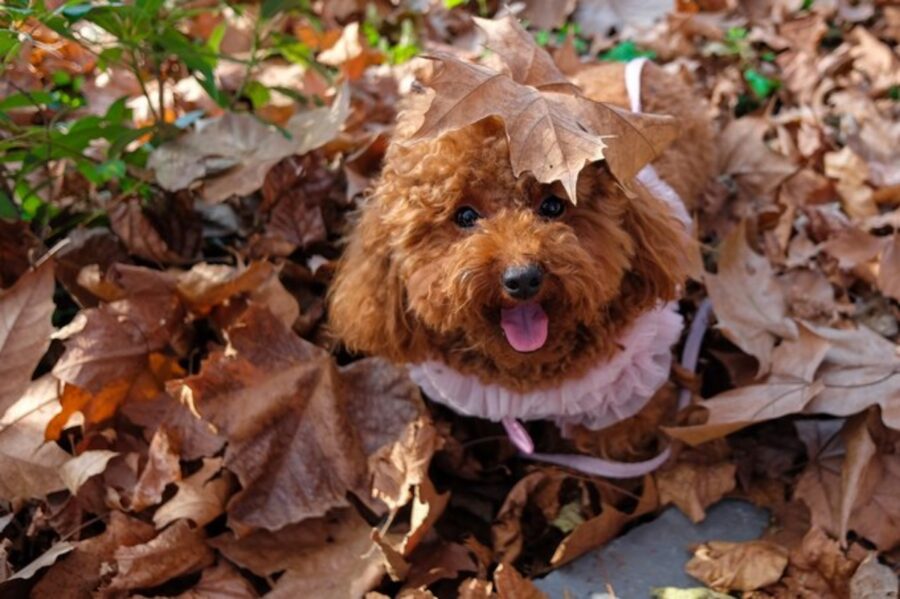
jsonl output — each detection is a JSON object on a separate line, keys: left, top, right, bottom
{"left": 410, "top": 16, "right": 679, "bottom": 202}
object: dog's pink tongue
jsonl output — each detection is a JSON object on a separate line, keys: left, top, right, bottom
{"left": 500, "top": 303, "right": 549, "bottom": 352}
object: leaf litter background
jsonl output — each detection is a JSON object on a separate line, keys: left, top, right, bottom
{"left": 2, "top": 0, "right": 900, "bottom": 597}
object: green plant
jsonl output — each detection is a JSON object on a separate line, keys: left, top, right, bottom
{"left": 0, "top": 0, "right": 329, "bottom": 227}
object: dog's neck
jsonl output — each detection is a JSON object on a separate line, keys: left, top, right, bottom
{"left": 407, "top": 301, "right": 683, "bottom": 430}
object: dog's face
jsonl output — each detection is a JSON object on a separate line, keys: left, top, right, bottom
{"left": 329, "top": 103, "right": 691, "bottom": 390}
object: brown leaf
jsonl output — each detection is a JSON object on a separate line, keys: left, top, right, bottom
{"left": 411, "top": 17, "right": 678, "bottom": 201}
{"left": 549, "top": 475, "right": 658, "bottom": 567}
{"left": 215, "top": 508, "right": 385, "bottom": 598}
{"left": 58, "top": 449, "right": 118, "bottom": 495}
{"left": 517, "top": 0, "right": 577, "bottom": 30}
{"left": 109, "top": 196, "right": 201, "bottom": 264}
{"left": 32, "top": 511, "right": 156, "bottom": 598}
{"left": 167, "top": 562, "right": 259, "bottom": 599}
{"left": 717, "top": 117, "right": 796, "bottom": 205}
{"left": 657, "top": 460, "right": 737, "bottom": 523}
{"left": 0, "top": 376, "right": 69, "bottom": 502}
{"left": 493, "top": 563, "right": 546, "bottom": 599}
{"left": 685, "top": 540, "right": 789, "bottom": 592}
{"left": 153, "top": 458, "right": 227, "bottom": 529}
{"left": 849, "top": 553, "right": 899, "bottom": 599}
{"left": 0, "top": 261, "right": 55, "bottom": 414}
{"left": 5, "top": 542, "right": 75, "bottom": 582}
{"left": 131, "top": 428, "right": 181, "bottom": 512}
{"left": 104, "top": 520, "right": 214, "bottom": 592}
{"left": 0, "top": 219, "right": 42, "bottom": 288}
{"left": 54, "top": 228, "right": 128, "bottom": 308}
{"left": 878, "top": 234, "right": 900, "bottom": 302}
{"left": 175, "top": 261, "right": 275, "bottom": 316}
{"left": 120, "top": 391, "right": 224, "bottom": 461}
{"left": 705, "top": 221, "right": 799, "bottom": 375}
{"left": 458, "top": 578, "right": 496, "bottom": 599}
{"left": 172, "top": 305, "right": 424, "bottom": 532}
{"left": 666, "top": 327, "right": 829, "bottom": 445}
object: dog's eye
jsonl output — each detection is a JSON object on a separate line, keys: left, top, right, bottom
{"left": 538, "top": 195, "right": 566, "bottom": 219}
{"left": 454, "top": 206, "right": 481, "bottom": 228}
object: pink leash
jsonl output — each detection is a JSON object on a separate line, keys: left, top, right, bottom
{"left": 500, "top": 299, "right": 711, "bottom": 478}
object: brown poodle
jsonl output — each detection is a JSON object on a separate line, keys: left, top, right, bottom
{"left": 329, "top": 41, "right": 715, "bottom": 459}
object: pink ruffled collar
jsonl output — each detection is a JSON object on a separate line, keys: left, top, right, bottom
{"left": 408, "top": 302, "right": 683, "bottom": 430}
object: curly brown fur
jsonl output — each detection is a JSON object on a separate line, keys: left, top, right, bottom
{"left": 329, "top": 63, "right": 716, "bottom": 391}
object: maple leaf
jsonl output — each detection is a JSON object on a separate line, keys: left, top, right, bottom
{"left": 0, "top": 261, "right": 55, "bottom": 415}
{"left": 172, "top": 305, "right": 426, "bottom": 533}
{"left": 410, "top": 17, "right": 679, "bottom": 202}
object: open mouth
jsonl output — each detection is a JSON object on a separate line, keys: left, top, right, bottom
{"left": 500, "top": 302, "right": 549, "bottom": 352}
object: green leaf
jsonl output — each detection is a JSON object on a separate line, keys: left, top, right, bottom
{"left": 600, "top": 40, "right": 656, "bottom": 62}
{"left": 744, "top": 68, "right": 780, "bottom": 99}
{"left": 0, "top": 91, "right": 55, "bottom": 111}
{"left": 261, "top": 0, "right": 308, "bottom": 19}
{"left": 0, "top": 191, "right": 18, "bottom": 220}
{"left": 443, "top": 0, "right": 468, "bottom": 7}
{"left": 726, "top": 26, "right": 748, "bottom": 42}
{"left": 551, "top": 502, "right": 585, "bottom": 533}
{"left": 206, "top": 21, "right": 226, "bottom": 54}
{"left": 61, "top": 2, "right": 93, "bottom": 19}
{"left": 78, "top": 159, "right": 126, "bottom": 185}
{"left": 243, "top": 80, "right": 271, "bottom": 110}
{"left": 889, "top": 85, "right": 899, "bottom": 101}
{"left": 534, "top": 30, "right": 550, "bottom": 46}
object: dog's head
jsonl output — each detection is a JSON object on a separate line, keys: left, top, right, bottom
{"left": 328, "top": 95, "right": 693, "bottom": 389}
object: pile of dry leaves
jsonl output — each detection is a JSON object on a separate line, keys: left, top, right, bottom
{"left": 2, "top": 0, "right": 900, "bottom": 597}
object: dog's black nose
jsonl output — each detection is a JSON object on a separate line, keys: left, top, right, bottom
{"left": 502, "top": 263, "right": 544, "bottom": 300}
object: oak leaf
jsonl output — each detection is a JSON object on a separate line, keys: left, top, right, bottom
{"left": 657, "top": 460, "right": 737, "bottom": 523}
{"left": 410, "top": 17, "right": 679, "bottom": 202}
{"left": 0, "top": 261, "right": 55, "bottom": 415}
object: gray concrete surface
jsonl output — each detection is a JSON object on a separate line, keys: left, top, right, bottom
{"left": 534, "top": 499, "right": 770, "bottom": 599}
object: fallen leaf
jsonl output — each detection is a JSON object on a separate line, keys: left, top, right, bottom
{"left": 0, "top": 219, "right": 42, "bottom": 288}
{"left": 550, "top": 475, "right": 658, "bottom": 567}
{"left": 411, "top": 16, "right": 679, "bottom": 202}
{"left": 0, "top": 376, "right": 69, "bottom": 502}
{"left": 58, "top": 449, "right": 118, "bottom": 495}
{"left": 717, "top": 118, "right": 796, "bottom": 206}
{"left": 167, "top": 562, "right": 259, "bottom": 599}
{"left": 130, "top": 428, "right": 181, "bottom": 512}
{"left": 153, "top": 458, "right": 227, "bottom": 529}
{"left": 172, "top": 305, "right": 424, "bottom": 532}
{"left": 6, "top": 542, "right": 74, "bottom": 582}
{"left": 32, "top": 511, "right": 156, "bottom": 598}
{"left": 214, "top": 508, "right": 385, "bottom": 598}
{"left": 519, "top": 0, "right": 577, "bottom": 30}
{"left": 109, "top": 197, "right": 200, "bottom": 265}
{"left": 458, "top": 578, "right": 495, "bottom": 599}
{"left": 705, "top": 221, "right": 799, "bottom": 375}
{"left": 0, "top": 261, "right": 55, "bottom": 415}
{"left": 878, "top": 235, "right": 900, "bottom": 302}
{"left": 149, "top": 86, "right": 348, "bottom": 202}
{"left": 849, "top": 553, "right": 899, "bottom": 599}
{"left": 574, "top": 0, "right": 672, "bottom": 40}
{"left": 685, "top": 540, "right": 789, "bottom": 592}
{"left": 493, "top": 563, "right": 547, "bottom": 599}
{"left": 104, "top": 520, "right": 214, "bottom": 592}
{"left": 657, "top": 460, "right": 737, "bottom": 523}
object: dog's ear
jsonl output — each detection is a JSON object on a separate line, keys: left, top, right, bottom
{"left": 328, "top": 198, "right": 420, "bottom": 361}
{"left": 620, "top": 188, "right": 694, "bottom": 308}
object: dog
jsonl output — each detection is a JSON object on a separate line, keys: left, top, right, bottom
{"left": 328, "top": 27, "right": 715, "bottom": 473}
